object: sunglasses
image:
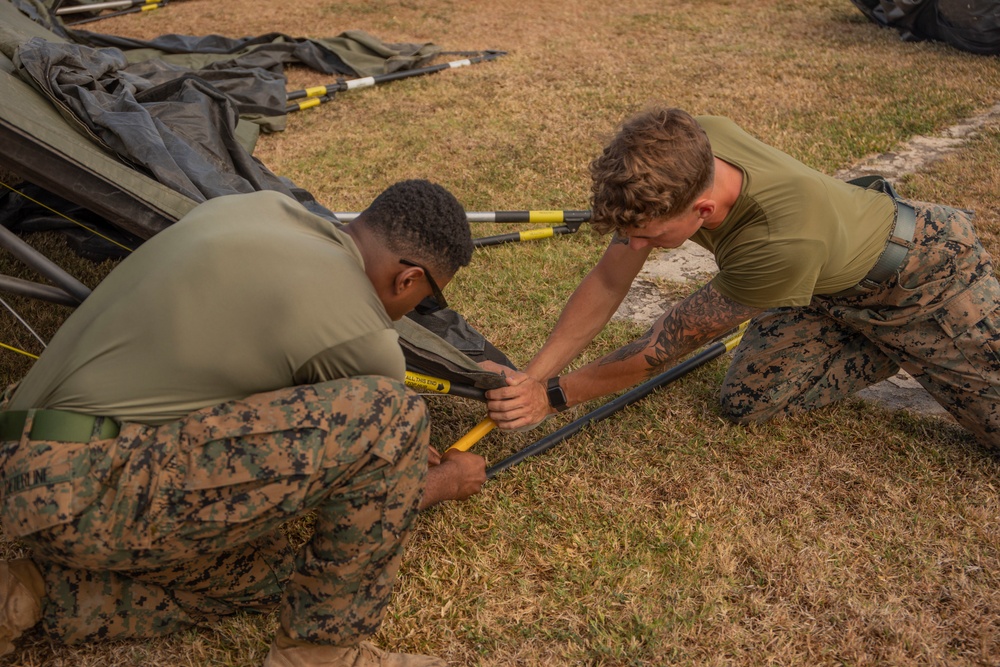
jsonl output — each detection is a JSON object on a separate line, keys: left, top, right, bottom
{"left": 399, "top": 258, "right": 448, "bottom": 315}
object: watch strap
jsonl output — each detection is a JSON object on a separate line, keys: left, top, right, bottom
{"left": 546, "top": 376, "right": 569, "bottom": 412}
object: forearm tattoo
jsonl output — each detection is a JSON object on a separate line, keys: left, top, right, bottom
{"left": 600, "top": 283, "right": 759, "bottom": 378}
{"left": 604, "top": 327, "right": 654, "bottom": 363}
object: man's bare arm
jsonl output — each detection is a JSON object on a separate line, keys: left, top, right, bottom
{"left": 522, "top": 239, "right": 651, "bottom": 381}
{"left": 599, "top": 281, "right": 760, "bottom": 379}
{"left": 486, "top": 281, "right": 761, "bottom": 430}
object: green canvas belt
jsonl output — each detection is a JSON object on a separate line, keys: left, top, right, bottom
{"left": 0, "top": 409, "right": 120, "bottom": 442}
{"left": 833, "top": 176, "right": 917, "bottom": 298}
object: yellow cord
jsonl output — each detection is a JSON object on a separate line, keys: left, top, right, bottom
{"left": 0, "top": 342, "right": 38, "bottom": 359}
{"left": 0, "top": 181, "right": 138, "bottom": 359}
{"left": 0, "top": 181, "right": 135, "bottom": 253}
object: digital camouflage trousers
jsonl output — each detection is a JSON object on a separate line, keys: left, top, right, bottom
{"left": 0, "top": 376, "right": 428, "bottom": 645}
{"left": 720, "top": 200, "right": 1000, "bottom": 449}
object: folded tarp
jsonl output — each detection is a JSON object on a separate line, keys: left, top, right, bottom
{"left": 850, "top": 0, "right": 1000, "bottom": 55}
{"left": 16, "top": 39, "right": 298, "bottom": 202}
{"left": 0, "top": 0, "right": 507, "bottom": 391}
{"left": 24, "top": 0, "right": 442, "bottom": 77}
{"left": 0, "top": 38, "right": 193, "bottom": 240}
{"left": 14, "top": 0, "right": 443, "bottom": 133}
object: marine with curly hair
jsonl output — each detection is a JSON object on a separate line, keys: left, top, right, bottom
{"left": 484, "top": 107, "right": 1000, "bottom": 451}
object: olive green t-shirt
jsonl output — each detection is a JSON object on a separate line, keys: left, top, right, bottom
{"left": 690, "top": 116, "right": 896, "bottom": 308}
{"left": 9, "top": 191, "right": 404, "bottom": 424}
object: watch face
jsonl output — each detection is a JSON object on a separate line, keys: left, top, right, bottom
{"left": 547, "top": 377, "right": 568, "bottom": 410}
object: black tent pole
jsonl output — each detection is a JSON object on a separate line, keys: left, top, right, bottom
{"left": 333, "top": 209, "right": 591, "bottom": 246}
{"left": 485, "top": 324, "right": 748, "bottom": 479}
{"left": 473, "top": 223, "right": 582, "bottom": 247}
{"left": 333, "top": 210, "right": 589, "bottom": 224}
{"left": 56, "top": 0, "right": 151, "bottom": 14}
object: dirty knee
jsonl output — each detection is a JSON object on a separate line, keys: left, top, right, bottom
{"left": 718, "top": 388, "right": 778, "bottom": 425}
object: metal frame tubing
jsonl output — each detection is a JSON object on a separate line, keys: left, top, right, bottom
{"left": 0, "top": 274, "right": 80, "bottom": 306}
{"left": 285, "top": 51, "right": 506, "bottom": 113}
{"left": 0, "top": 225, "right": 90, "bottom": 304}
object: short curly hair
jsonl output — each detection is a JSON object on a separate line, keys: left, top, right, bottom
{"left": 361, "top": 179, "right": 473, "bottom": 275}
{"left": 590, "top": 107, "right": 715, "bottom": 236}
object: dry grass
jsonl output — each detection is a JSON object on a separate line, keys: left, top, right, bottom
{"left": 3, "top": 0, "right": 1000, "bottom": 665}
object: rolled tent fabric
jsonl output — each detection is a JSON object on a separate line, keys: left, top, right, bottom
{"left": 1, "top": 0, "right": 508, "bottom": 392}
{"left": 849, "top": 0, "right": 1000, "bottom": 54}
{"left": 76, "top": 29, "right": 443, "bottom": 77}
{"left": 15, "top": 0, "right": 442, "bottom": 75}
{"left": 15, "top": 38, "right": 294, "bottom": 202}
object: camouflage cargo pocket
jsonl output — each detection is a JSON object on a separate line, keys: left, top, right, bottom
{"left": 932, "top": 279, "right": 1000, "bottom": 376}
{"left": 0, "top": 439, "right": 95, "bottom": 537}
{"left": 161, "top": 428, "right": 331, "bottom": 538}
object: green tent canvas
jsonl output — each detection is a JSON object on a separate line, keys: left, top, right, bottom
{"left": 0, "top": 0, "right": 505, "bottom": 393}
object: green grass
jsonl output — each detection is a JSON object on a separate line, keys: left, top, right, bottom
{"left": 3, "top": 0, "right": 1000, "bottom": 665}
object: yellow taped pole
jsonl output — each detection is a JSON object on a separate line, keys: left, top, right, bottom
{"left": 448, "top": 417, "right": 496, "bottom": 452}
{"left": 404, "top": 371, "right": 487, "bottom": 401}
{"left": 405, "top": 371, "right": 451, "bottom": 394}
{"left": 303, "top": 85, "right": 329, "bottom": 98}
{"left": 518, "top": 227, "right": 555, "bottom": 241}
{"left": 526, "top": 210, "right": 568, "bottom": 223}
{"left": 292, "top": 97, "right": 324, "bottom": 112}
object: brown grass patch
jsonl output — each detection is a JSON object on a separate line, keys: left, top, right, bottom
{"left": 3, "top": 0, "right": 1000, "bottom": 665}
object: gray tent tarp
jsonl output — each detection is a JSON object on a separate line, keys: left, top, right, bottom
{"left": 850, "top": 0, "right": 1000, "bottom": 55}
{"left": 26, "top": 0, "right": 443, "bottom": 77}
{"left": 0, "top": 0, "right": 505, "bottom": 392}
{"left": 17, "top": 38, "right": 301, "bottom": 203}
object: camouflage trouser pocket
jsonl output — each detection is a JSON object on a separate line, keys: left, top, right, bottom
{"left": 165, "top": 429, "right": 326, "bottom": 531}
{"left": 932, "top": 279, "right": 1000, "bottom": 376}
{"left": 0, "top": 440, "right": 94, "bottom": 537}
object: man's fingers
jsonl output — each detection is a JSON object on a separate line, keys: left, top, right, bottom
{"left": 494, "top": 416, "right": 546, "bottom": 432}
{"left": 478, "top": 359, "right": 515, "bottom": 374}
{"left": 488, "top": 405, "right": 547, "bottom": 431}
{"left": 440, "top": 450, "right": 487, "bottom": 499}
{"left": 503, "top": 371, "right": 531, "bottom": 386}
{"left": 485, "top": 379, "right": 534, "bottom": 402}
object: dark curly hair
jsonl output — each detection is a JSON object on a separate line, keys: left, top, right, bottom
{"left": 361, "top": 179, "right": 473, "bottom": 275}
{"left": 590, "top": 107, "right": 715, "bottom": 236}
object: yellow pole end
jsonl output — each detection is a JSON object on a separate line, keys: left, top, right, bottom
{"left": 448, "top": 417, "right": 496, "bottom": 452}
{"left": 518, "top": 227, "right": 556, "bottom": 241}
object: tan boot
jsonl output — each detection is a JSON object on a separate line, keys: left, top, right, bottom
{"left": 0, "top": 559, "right": 45, "bottom": 657}
{"left": 263, "top": 629, "right": 446, "bottom": 667}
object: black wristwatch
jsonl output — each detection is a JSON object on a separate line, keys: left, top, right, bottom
{"left": 546, "top": 376, "right": 569, "bottom": 412}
